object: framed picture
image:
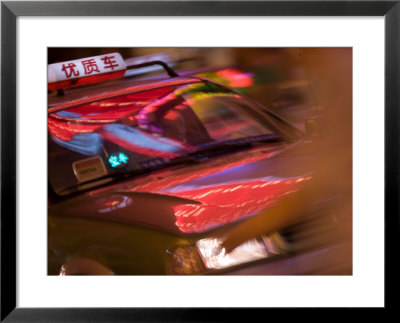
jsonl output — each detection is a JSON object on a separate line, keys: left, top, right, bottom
{"left": 1, "top": 1, "right": 398, "bottom": 321}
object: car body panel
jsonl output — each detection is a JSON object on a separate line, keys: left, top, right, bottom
{"left": 50, "top": 141, "right": 314, "bottom": 234}
{"left": 49, "top": 140, "right": 317, "bottom": 275}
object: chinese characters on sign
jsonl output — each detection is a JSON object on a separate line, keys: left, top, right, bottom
{"left": 61, "top": 63, "right": 80, "bottom": 78}
{"left": 61, "top": 55, "right": 121, "bottom": 78}
{"left": 48, "top": 52, "right": 127, "bottom": 88}
{"left": 101, "top": 55, "right": 120, "bottom": 71}
{"left": 82, "top": 59, "right": 100, "bottom": 75}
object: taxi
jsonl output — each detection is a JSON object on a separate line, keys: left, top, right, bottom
{"left": 48, "top": 52, "right": 344, "bottom": 275}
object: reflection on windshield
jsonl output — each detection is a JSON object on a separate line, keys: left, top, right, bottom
{"left": 48, "top": 82, "right": 283, "bottom": 194}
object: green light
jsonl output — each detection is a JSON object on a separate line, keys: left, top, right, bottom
{"left": 118, "top": 152, "right": 129, "bottom": 164}
{"left": 109, "top": 155, "right": 120, "bottom": 168}
{"left": 108, "top": 152, "right": 129, "bottom": 168}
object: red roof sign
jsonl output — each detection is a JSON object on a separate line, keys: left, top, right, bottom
{"left": 48, "top": 53, "right": 126, "bottom": 90}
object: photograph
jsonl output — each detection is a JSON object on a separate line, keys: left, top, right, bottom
{"left": 47, "top": 47, "right": 353, "bottom": 276}
{"left": 2, "top": 0, "right": 396, "bottom": 319}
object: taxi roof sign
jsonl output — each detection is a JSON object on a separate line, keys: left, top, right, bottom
{"left": 48, "top": 53, "right": 127, "bottom": 91}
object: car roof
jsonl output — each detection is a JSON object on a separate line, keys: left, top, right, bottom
{"left": 48, "top": 75, "right": 203, "bottom": 113}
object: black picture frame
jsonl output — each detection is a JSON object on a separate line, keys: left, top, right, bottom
{"left": 1, "top": 1, "right": 398, "bottom": 321}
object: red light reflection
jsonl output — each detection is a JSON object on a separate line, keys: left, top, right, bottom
{"left": 216, "top": 68, "right": 254, "bottom": 88}
{"left": 171, "top": 176, "right": 311, "bottom": 233}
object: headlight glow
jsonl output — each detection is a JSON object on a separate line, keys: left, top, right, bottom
{"left": 170, "top": 233, "right": 288, "bottom": 274}
{"left": 196, "top": 234, "right": 282, "bottom": 270}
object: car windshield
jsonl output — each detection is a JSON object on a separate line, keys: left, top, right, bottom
{"left": 48, "top": 81, "right": 300, "bottom": 195}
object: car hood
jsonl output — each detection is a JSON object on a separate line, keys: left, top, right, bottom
{"left": 49, "top": 140, "right": 315, "bottom": 235}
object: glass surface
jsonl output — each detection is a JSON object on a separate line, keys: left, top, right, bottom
{"left": 48, "top": 81, "right": 297, "bottom": 195}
